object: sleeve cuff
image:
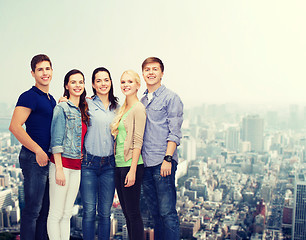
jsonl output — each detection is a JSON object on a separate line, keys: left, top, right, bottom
{"left": 51, "top": 146, "right": 64, "bottom": 154}
{"left": 167, "top": 136, "right": 180, "bottom": 146}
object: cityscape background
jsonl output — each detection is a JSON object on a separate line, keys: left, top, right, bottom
{"left": 1, "top": 0, "right": 306, "bottom": 239}
{"left": 2, "top": 102, "right": 306, "bottom": 239}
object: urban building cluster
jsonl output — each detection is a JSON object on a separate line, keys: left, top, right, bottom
{"left": 1, "top": 102, "right": 306, "bottom": 239}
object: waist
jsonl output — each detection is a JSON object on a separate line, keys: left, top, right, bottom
{"left": 50, "top": 155, "right": 81, "bottom": 170}
{"left": 86, "top": 153, "right": 114, "bottom": 163}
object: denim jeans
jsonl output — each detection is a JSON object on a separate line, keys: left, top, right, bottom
{"left": 142, "top": 160, "right": 180, "bottom": 240}
{"left": 80, "top": 153, "right": 115, "bottom": 240}
{"left": 115, "top": 164, "right": 144, "bottom": 240}
{"left": 19, "top": 148, "right": 49, "bottom": 240}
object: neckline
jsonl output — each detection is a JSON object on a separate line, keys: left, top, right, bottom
{"left": 123, "top": 101, "right": 139, "bottom": 117}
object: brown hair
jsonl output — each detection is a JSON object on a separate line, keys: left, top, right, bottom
{"left": 141, "top": 57, "right": 164, "bottom": 72}
{"left": 31, "top": 54, "right": 52, "bottom": 72}
{"left": 63, "top": 69, "right": 90, "bottom": 125}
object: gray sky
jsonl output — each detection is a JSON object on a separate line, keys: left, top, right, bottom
{"left": 1, "top": 0, "right": 306, "bottom": 108}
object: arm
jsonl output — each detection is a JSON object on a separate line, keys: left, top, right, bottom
{"left": 9, "top": 106, "right": 49, "bottom": 166}
{"left": 124, "top": 105, "right": 146, "bottom": 187}
{"left": 160, "top": 141, "right": 177, "bottom": 177}
{"left": 50, "top": 105, "right": 66, "bottom": 186}
{"left": 160, "top": 95, "right": 184, "bottom": 177}
{"left": 53, "top": 153, "right": 66, "bottom": 186}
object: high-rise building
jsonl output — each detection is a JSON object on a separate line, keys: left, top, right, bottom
{"left": 226, "top": 127, "right": 240, "bottom": 151}
{"left": 292, "top": 173, "right": 306, "bottom": 239}
{"left": 181, "top": 135, "right": 196, "bottom": 161}
{"left": 241, "top": 115, "right": 264, "bottom": 152}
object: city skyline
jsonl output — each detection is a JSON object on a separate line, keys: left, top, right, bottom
{"left": 2, "top": 99, "right": 306, "bottom": 238}
{"left": 1, "top": 0, "right": 306, "bottom": 109}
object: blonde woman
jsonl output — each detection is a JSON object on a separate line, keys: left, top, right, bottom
{"left": 111, "top": 70, "right": 146, "bottom": 240}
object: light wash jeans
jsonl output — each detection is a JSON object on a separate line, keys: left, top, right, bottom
{"left": 47, "top": 162, "right": 80, "bottom": 240}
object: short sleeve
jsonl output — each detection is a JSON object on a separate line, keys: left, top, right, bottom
{"left": 16, "top": 91, "right": 37, "bottom": 111}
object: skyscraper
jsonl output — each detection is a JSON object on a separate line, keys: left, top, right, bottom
{"left": 226, "top": 126, "right": 240, "bottom": 151}
{"left": 241, "top": 115, "right": 264, "bottom": 152}
{"left": 292, "top": 173, "right": 306, "bottom": 239}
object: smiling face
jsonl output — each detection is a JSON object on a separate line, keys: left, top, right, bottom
{"left": 65, "top": 73, "right": 85, "bottom": 98}
{"left": 92, "top": 71, "right": 112, "bottom": 96}
{"left": 31, "top": 61, "right": 53, "bottom": 89}
{"left": 120, "top": 72, "right": 140, "bottom": 97}
{"left": 142, "top": 62, "right": 164, "bottom": 92}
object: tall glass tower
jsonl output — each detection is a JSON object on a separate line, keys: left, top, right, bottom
{"left": 292, "top": 174, "right": 306, "bottom": 239}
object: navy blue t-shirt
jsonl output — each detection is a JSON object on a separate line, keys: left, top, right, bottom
{"left": 16, "top": 86, "right": 56, "bottom": 155}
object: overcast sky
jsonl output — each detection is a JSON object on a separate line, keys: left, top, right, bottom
{"left": 1, "top": 0, "right": 306, "bottom": 108}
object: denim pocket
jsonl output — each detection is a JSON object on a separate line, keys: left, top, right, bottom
{"left": 149, "top": 105, "right": 166, "bottom": 122}
{"left": 81, "top": 153, "right": 94, "bottom": 168}
{"left": 19, "top": 149, "right": 36, "bottom": 166}
{"left": 66, "top": 113, "right": 77, "bottom": 129}
{"left": 81, "top": 159, "right": 92, "bottom": 168}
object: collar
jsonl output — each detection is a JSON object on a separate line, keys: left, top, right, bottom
{"left": 143, "top": 84, "right": 166, "bottom": 97}
{"left": 31, "top": 86, "right": 48, "bottom": 96}
{"left": 67, "top": 100, "right": 79, "bottom": 109}
{"left": 92, "top": 95, "right": 99, "bottom": 101}
{"left": 92, "top": 95, "right": 109, "bottom": 110}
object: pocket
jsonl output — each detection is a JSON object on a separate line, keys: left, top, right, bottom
{"left": 66, "top": 113, "right": 77, "bottom": 130}
{"left": 149, "top": 105, "right": 166, "bottom": 122}
{"left": 81, "top": 160, "right": 92, "bottom": 169}
{"left": 19, "top": 149, "right": 36, "bottom": 166}
{"left": 81, "top": 153, "right": 95, "bottom": 169}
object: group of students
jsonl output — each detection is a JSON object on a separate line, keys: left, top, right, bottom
{"left": 9, "top": 54, "right": 184, "bottom": 240}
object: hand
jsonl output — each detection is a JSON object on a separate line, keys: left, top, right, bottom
{"left": 124, "top": 170, "right": 136, "bottom": 187}
{"left": 160, "top": 160, "right": 172, "bottom": 177}
{"left": 58, "top": 96, "right": 68, "bottom": 103}
{"left": 35, "top": 149, "right": 49, "bottom": 167}
{"left": 56, "top": 168, "right": 66, "bottom": 186}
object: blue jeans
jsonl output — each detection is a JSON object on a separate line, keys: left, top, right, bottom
{"left": 19, "top": 148, "right": 49, "bottom": 240}
{"left": 80, "top": 153, "right": 115, "bottom": 240}
{"left": 142, "top": 160, "right": 180, "bottom": 240}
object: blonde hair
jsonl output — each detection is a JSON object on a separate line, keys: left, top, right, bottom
{"left": 111, "top": 70, "right": 141, "bottom": 138}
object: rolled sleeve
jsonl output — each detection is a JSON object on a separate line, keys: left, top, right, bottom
{"left": 50, "top": 105, "right": 66, "bottom": 154}
{"left": 166, "top": 94, "right": 184, "bottom": 146}
{"left": 51, "top": 145, "right": 64, "bottom": 154}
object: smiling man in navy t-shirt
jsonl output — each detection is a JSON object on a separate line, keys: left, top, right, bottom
{"left": 9, "top": 54, "right": 56, "bottom": 240}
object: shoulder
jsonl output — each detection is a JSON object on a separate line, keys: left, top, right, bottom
{"left": 165, "top": 88, "right": 183, "bottom": 104}
{"left": 163, "top": 87, "right": 180, "bottom": 99}
{"left": 131, "top": 103, "right": 146, "bottom": 120}
{"left": 57, "top": 102, "right": 69, "bottom": 108}
{"left": 55, "top": 102, "right": 70, "bottom": 112}
{"left": 18, "top": 88, "right": 36, "bottom": 100}
{"left": 134, "top": 102, "right": 146, "bottom": 111}
{"left": 16, "top": 88, "right": 38, "bottom": 108}
{"left": 130, "top": 102, "right": 146, "bottom": 115}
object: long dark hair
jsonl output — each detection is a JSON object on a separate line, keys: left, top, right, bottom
{"left": 63, "top": 69, "right": 90, "bottom": 125}
{"left": 91, "top": 67, "right": 119, "bottom": 111}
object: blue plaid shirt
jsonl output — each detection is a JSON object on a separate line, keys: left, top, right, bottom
{"left": 140, "top": 85, "right": 183, "bottom": 167}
